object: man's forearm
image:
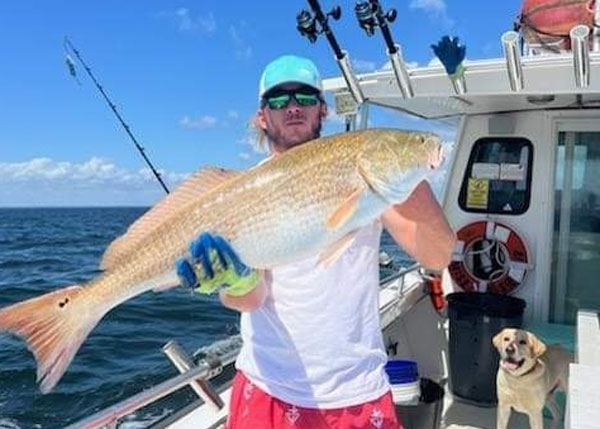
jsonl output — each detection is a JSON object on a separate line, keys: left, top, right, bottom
{"left": 383, "top": 181, "right": 456, "bottom": 271}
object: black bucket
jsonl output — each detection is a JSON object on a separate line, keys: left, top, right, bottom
{"left": 447, "top": 292, "right": 526, "bottom": 405}
{"left": 396, "top": 378, "right": 444, "bottom": 429}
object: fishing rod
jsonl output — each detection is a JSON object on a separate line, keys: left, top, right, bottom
{"left": 63, "top": 37, "right": 170, "bottom": 194}
{"left": 354, "top": 0, "right": 413, "bottom": 98}
{"left": 297, "top": 0, "right": 365, "bottom": 105}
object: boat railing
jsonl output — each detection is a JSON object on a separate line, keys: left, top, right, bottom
{"left": 65, "top": 262, "right": 423, "bottom": 429}
{"left": 63, "top": 347, "right": 238, "bottom": 429}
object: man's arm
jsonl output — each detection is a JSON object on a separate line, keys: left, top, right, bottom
{"left": 381, "top": 180, "right": 456, "bottom": 271}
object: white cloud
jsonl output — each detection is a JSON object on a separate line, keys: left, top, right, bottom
{"left": 0, "top": 157, "right": 187, "bottom": 186}
{"left": 237, "top": 131, "right": 267, "bottom": 154}
{"left": 227, "top": 110, "right": 239, "bottom": 120}
{"left": 325, "top": 110, "right": 346, "bottom": 125}
{"left": 198, "top": 12, "right": 217, "bottom": 33}
{"left": 230, "top": 24, "right": 252, "bottom": 60}
{"left": 0, "top": 157, "right": 190, "bottom": 206}
{"left": 409, "top": 0, "right": 454, "bottom": 28}
{"left": 409, "top": 0, "right": 446, "bottom": 14}
{"left": 428, "top": 56, "right": 442, "bottom": 67}
{"left": 238, "top": 152, "right": 251, "bottom": 160}
{"left": 352, "top": 59, "right": 377, "bottom": 73}
{"left": 379, "top": 59, "right": 419, "bottom": 71}
{"left": 174, "top": 8, "right": 216, "bottom": 33}
{"left": 179, "top": 115, "right": 218, "bottom": 129}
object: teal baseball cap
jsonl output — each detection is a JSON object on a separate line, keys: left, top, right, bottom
{"left": 259, "top": 55, "right": 322, "bottom": 99}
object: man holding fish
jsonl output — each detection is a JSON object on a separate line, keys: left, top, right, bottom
{"left": 175, "top": 55, "right": 456, "bottom": 429}
{"left": 0, "top": 55, "right": 454, "bottom": 428}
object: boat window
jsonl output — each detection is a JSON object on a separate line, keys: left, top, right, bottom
{"left": 458, "top": 137, "right": 533, "bottom": 215}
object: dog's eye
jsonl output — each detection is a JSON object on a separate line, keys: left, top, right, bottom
{"left": 519, "top": 340, "right": 527, "bottom": 345}
{"left": 503, "top": 337, "right": 510, "bottom": 342}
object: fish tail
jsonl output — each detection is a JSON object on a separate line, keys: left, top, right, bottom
{"left": 0, "top": 285, "right": 104, "bottom": 393}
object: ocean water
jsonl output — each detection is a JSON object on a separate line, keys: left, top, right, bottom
{"left": 0, "top": 207, "right": 412, "bottom": 428}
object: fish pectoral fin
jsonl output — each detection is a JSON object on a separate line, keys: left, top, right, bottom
{"left": 357, "top": 156, "right": 390, "bottom": 202}
{"left": 326, "top": 188, "right": 363, "bottom": 231}
{"left": 317, "top": 231, "right": 358, "bottom": 270}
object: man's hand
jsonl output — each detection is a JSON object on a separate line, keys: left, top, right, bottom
{"left": 175, "top": 232, "right": 259, "bottom": 296}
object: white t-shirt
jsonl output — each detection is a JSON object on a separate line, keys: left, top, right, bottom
{"left": 235, "top": 221, "right": 390, "bottom": 409}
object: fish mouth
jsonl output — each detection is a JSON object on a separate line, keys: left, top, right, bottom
{"left": 500, "top": 356, "right": 525, "bottom": 372}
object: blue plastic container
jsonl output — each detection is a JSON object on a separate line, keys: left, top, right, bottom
{"left": 385, "top": 359, "right": 419, "bottom": 384}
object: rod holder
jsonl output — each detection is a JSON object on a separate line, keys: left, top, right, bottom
{"left": 163, "top": 341, "right": 225, "bottom": 411}
{"left": 336, "top": 51, "right": 365, "bottom": 104}
{"left": 501, "top": 31, "right": 524, "bottom": 92}
{"left": 594, "top": 0, "right": 600, "bottom": 52}
{"left": 451, "top": 75, "right": 466, "bottom": 95}
{"left": 571, "top": 25, "right": 591, "bottom": 88}
{"left": 388, "top": 45, "right": 414, "bottom": 98}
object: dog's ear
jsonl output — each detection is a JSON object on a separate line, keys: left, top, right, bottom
{"left": 527, "top": 332, "right": 547, "bottom": 357}
{"left": 492, "top": 329, "right": 506, "bottom": 350}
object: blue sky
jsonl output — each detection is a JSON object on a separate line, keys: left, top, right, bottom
{"left": 0, "top": 1, "right": 519, "bottom": 207}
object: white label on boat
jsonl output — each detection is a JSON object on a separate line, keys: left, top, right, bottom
{"left": 453, "top": 240, "right": 465, "bottom": 254}
{"left": 472, "top": 162, "right": 500, "bottom": 179}
{"left": 494, "top": 225, "right": 511, "bottom": 243}
{"left": 509, "top": 267, "right": 525, "bottom": 282}
{"left": 510, "top": 261, "right": 530, "bottom": 271}
{"left": 499, "top": 163, "right": 525, "bottom": 181}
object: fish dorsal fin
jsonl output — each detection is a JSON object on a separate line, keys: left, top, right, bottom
{"left": 326, "top": 187, "right": 363, "bottom": 231}
{"left": 317, "top": 231, "right": 358, "bottom": 270}
{"left": 100, "top": 167, "right": 239, "bottom": 270}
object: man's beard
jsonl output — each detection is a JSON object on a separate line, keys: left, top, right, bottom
{"left": 267, "top": 120, "right": 322, "bottom": 152}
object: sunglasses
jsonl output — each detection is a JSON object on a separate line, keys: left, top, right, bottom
{"left": 262, "top": 89, "right": 321, "bottom": 110}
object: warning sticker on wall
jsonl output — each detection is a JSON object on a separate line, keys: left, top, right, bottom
{"left": 466, "top": 178, "right": 489, "bottom": 209}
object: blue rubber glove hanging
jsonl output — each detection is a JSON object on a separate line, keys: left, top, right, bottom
{"left": 431, "top": 36, "right": 466, "bottom": 80}
{"left": 175, "top": 232, "right": 259, "bottom": 296}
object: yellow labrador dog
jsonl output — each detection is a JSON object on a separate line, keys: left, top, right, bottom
{"left": 493, "top": 328, "right": 572, "bottom": 429}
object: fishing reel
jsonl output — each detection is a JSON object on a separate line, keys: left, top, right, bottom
{"left": 296, "top": 5, "right": 342, "bottom": 43}
{"left": 355, "top": 1, "right": 397, "bottom": 36}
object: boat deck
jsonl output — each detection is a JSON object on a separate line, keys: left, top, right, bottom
{"left": 439, "top": 390, "right": 563, "bottom": 429}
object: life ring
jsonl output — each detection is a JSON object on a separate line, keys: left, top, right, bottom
{"left": 448, "top": 220, "right": 531, "bottom": 294}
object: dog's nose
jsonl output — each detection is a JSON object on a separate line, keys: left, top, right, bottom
{"left": 506, "top": 345, "right": 515, "bottom": 355}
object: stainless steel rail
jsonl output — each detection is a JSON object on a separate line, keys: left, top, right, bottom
{"left": 66, "top": 263, "right": 422, "bottom": 429}
{"left": 64, "top": 349, "right": 239, "bottom": 429}
{"left": 380, "top": 262, "right": 420, "bottom": 286}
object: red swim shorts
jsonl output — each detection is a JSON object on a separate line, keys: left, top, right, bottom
{"left": 226, "top": 371, "right": 403, "bottom": 429}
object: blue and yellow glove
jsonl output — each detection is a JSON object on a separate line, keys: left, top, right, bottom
{"left": 431, "top": 36, "right": 466, "bottom": 82}
{"left": 175, "top": 232, "right": 259, "bottom": 296}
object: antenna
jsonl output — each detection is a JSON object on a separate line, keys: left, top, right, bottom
{"left": 63, "top": 37, "right": 170, "bottom": 194}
